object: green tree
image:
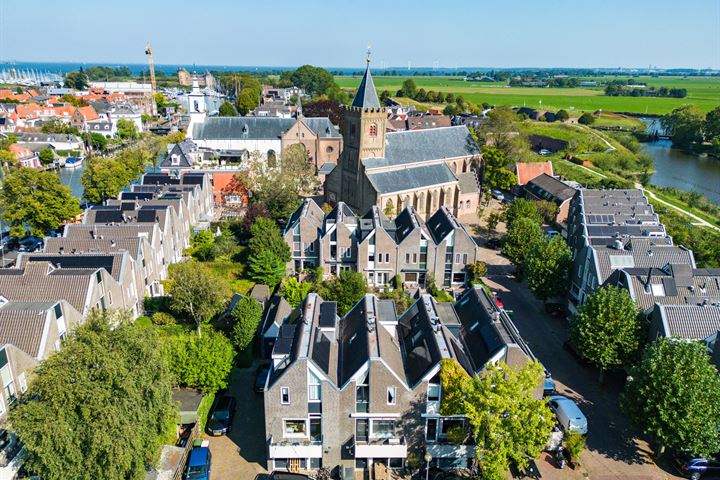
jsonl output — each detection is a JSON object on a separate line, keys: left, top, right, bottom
{"left": 64, "top": 70, "right": 89, "bottom": 90}
{"left": 578, "top": 112, "right": 595, "bottom": 125}
{"left": 0, "top": 168, "right": 81, "bottom": 237}
{"left": 555, "top": 109, "right": 570, "bottom": 122}
{"left": 38, "top": 147, "right": 55, "bottom": 165}
{"left": 534, "top": 200, "right": 559, "bottom": 224}
{"left": 41, "top": 117, "right": 80, "bottom": 135}
{"left": 467, "top": 261, "right": 488, "bottom": 284}
{"left": 504, "top": 198, "right": 542, "bottom": 227}
{"left": 230, "top": 296, "right": 263, "bottom": 351}
{"left": 282, "top": 65, "right": 336, "bottom": 96}
{"left": 570, "top": 285, "right": 643, "bottom": 379}
{"left": 478, "top": 107, "right": 526, "bottom": 159}
{"left": 383, "top": 199, "right": 395, "bottom": 218}
{"left": 280, "top": 277, "right": 314, "bottom": 307}
{"left": 218, "top": 100, "right": 238, "bottom": 117}
{"left": 526, "top": 236, "right": 571, "bottom": 301}
{"left": 81, "top": 157, "right": 132, "bottom": 204}
{"left": 162, "top": 326, "right": 235, "bottom": 393}
{"left": 88, "top": 132, "right": 108, "bottom": 152}
{"left": 11, "top": 310, "right": 176, "bottom": 480}
{"left": 661, "top": 104, "right": 705, "bottom": 147}
{"left": 622, "top": 338, "right": 720, "bottom": 456}
{"left": 440, "top": 359, "right": 555, "bottom": 480}
{"left": 116, "top": 118, "right": 139, "bottom": 140}
{"left": 704, "top": 106, "right": 720, "bottom": 140}
{"left": 503, "top": 217, "right": 543, "bottom": 268}
{"left": 168, "top": 261, "right": 229, "bottom": 335}
{"left": 247, "top": 249, "right": 286, "bottom": 286}
{"left": 481, "top": 146, "right": 517, "bottom": 191}
{"left": 400, "top": 79, "right": 418, "bottom": 99}
{"left": 190, "top": 230, "right": 215, "bottom": 261}
{"left": 315, "top": 270, "right": 367, "bottom": 315}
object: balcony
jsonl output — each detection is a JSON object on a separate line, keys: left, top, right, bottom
{"left": 267, "top": 435, "right": 322, "bottom": 459}
{"left": 354, "top": 436, "right": 407, "bottom": 459}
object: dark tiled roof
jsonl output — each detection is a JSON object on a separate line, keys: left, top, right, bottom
{"left": 318, "top": 162, "right": 337, "bottom": 175}
{"left": 596, "top": 239, "right": 695, "bottom": 284}
{"left": 351, "top": 64, "right": 381, "bottom": 109}
{"left": 362, "top": 126, "right": 480, "bottom": 169}
{"left": 338, "top": 298, "right": 370, "bottom": 386}
{"left": 525, "top": 173, "right": 576, "bottom": 203}
{"left": 394, "top": 206, "right": 425, "bottom": 244}
{"left": 367, "top": 163, "right": 457, "bottom": 195}
{"left": 44, "top": 237, "right": 142, "bottom": 260}
{"left": 192, "top": 116, "right": 337, "bottom": 140}
{"left": 18, "top": 253, "right": 123, "bottom": 280}
{"left": 425, "top": 206, "right": 457, "bottom": 244}
{"left": 300, "top": 118, "right": 341, "bottom": 138}
{"left": 397, "top": 300, "right": 441, "bottom": 387}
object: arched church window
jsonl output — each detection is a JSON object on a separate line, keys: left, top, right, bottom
{"left": 369, "top": 123, "right": 377, "bottom": 137}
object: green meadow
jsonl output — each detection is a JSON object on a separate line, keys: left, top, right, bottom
{"left": 335, "top": 75, "right": 720, "bottom": 115}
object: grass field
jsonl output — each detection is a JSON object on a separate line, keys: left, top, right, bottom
{"left": 336, "top": 75, "right": 720, "bottom": 114}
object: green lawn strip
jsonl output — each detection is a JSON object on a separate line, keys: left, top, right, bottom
{"left": 196, "top": 391, "right": 215, "bottom": 433}
{"left": 644, "top": 188, "right": 720, "bottom": 229}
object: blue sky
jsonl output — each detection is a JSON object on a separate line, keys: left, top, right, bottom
{"left": 1, "top": 0, "right": 718, "bottom": 68}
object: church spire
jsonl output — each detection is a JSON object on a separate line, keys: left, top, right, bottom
{"left": 351, "top": 46, "right": 381, "bottom": 109}
{"left": 296, "top": 94, "right": 303, "bottom": 118}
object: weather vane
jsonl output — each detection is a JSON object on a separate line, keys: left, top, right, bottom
{"left": 366, "top": 45, "right": 372, "bottom": 64}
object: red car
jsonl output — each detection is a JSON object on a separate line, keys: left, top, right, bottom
{"left": 494, "top": 294, "right": 504, "bottom": 309}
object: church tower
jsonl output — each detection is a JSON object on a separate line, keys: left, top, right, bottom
{"left": 341, "top": 48, "right": 386, "bottom": 174}
{"left": 186, "top": 75, "right": 207, "bottom": 139}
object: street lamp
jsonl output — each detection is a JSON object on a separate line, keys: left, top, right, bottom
{"left": 424, "top": 453, "right": 433, "bottom": 480}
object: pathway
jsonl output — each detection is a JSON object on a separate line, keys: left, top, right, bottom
{"left": 636, "top": 183, "right": 720, "bottom": 233}
{"left": 560, "top": 160, "right": 607, "bottom": 178}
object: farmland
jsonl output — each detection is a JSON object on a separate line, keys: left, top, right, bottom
{"left": 335, "top": 75, "right": 720, "bottom": 114}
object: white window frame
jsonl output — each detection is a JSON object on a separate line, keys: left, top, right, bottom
{"left": 17, "top": 373, "right": 27, "bottom": 394}
{"left": 387, "top": 386, "right": 397, "bottom": 405}
{"left": 280, "top": 386, "right": 290, "bottom": 405}
{"left": 283, "top": 418, "right": 309, "bottom": 438}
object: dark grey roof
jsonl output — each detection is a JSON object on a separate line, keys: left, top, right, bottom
{"left": 397, "top": 300, "right": 442, "bottom": 386}
{"left": 457, "top": 171, "right": 479, "bottom": 194}
{"left": 351, "top": 64, "right": 381, "bottom": 109}
{"left": 367, "top": 163, "right": 457, "bottom": 195}
{"left": 394, "top": 206, "right": 425, "bottom": 244}
{"left": 525, "top": 173, "right": 576, "bottom": 204}
{"left": 338, "top": 298, "right": 370, "bottom": 386}
{"left": 595, "top": 239, "right": 695, "bottom": 284}
{"left": 192, "top": 116, "right": 338, "bottom": 140}
{"left": 362, "top": 126, "right": 480, "bottom": 169}
{"left": 318, "top": 162, "right": 337, "bottom": 175}
{"left": 426, "top": 206, "right": 457, "bottom": 244}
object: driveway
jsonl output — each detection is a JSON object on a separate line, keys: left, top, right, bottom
{"left": 204, "top": 365, "right": 267, "bottom": 479}
{"left": 479, "top": 246, "right": 683, "bottom": 480}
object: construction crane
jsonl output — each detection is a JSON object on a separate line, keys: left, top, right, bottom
{"left": 145, "top": 42, "right": 157, "bottom": 94}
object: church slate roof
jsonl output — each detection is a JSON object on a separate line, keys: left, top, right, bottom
{"left": 192, "top": 116, "right": 338, "bottom": 140}
{"left": 457, "top": 171, "right": 479, "bottom": 194}
{"left": 351, "top": 64, "right": 381, "bottom": 109}
{"left": 362, "top": 126, "right": 480, "bottom": 170}
{"left": 367, "top": 163, "right": 457, "bottom": 195}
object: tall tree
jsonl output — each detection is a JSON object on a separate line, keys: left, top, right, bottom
{"left": 555, "top": 109, "right": 570, "bottom": 122}
{"left": 704, "top": 106, "right": 720, "bottom": 140}
{"left": 162, "top": 326, "right": 235, "bottom": 393}
{"left": 526, "top": 236, "right": 571, "bottom": 301}
{"left": 570, "top": 285, "right": 644, "bottom": 379}
{"left": 315, "top": 270, "right": 367, "bottom": 315}
{"left": 280, "top": 277, "right": 314, "bottom": 307}
{"left": 478, "top": 107, "right": 525, "bottom": 159}
{"left": 168, "top": 261, "right": 229, "bottom": 335}
{"left": 399, "top": 79, "right": 418, "bottom": 98}
{"left": 622, "top": 338, "right": 720, "bottom": 456}
{"left": 38, "top": 147, "right": 55, "bottom": 165}
{"left": 504, "top": 198, "right": 542, "bottom": 227}
{"left": 218, "top": 100, "right": 238, "bottom": 117}
{"left": 230, "top": 296, "right": 264, "bottom": 351}
{"left": 63, "top": 71, "right": 89, "bottom": 90}
{"left": 247, "top": 217, "right": 291, "bottom": 286}
{"left": 247, "top": 248, "right": 287, "bottom": 286}
{"left": 81, "top": 157, "right": 132, "bottom": 204}
{"left": 661, "top": 105, "right": 705, "bottom": 147}
{"left": 503, "top": 217, "right": 543, "bottom": 268}
{"left": 481, "top": 146, "right": 517, "bottom": 191}
{"left": 116, "top": 118, "right": 139, "bottom": 140}
{"left": 281, "top": 65, "right": 336, "bottom": 96}
{"left": 0, "top": 168, "right": 81, "bottom": 237}
{"left": 440, "top": 359, "right": 555, "bottom": 480}
{"left": 11, "top": 310, "right": 176, "bottom": 480}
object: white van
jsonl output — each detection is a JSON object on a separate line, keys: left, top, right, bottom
{"left": 548, "top": 395, "right": 587, "bottom": 435}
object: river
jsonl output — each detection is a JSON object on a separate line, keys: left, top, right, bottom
{"left": 640, "top": 118, "right": 720, "bottom": 205}
{"left": 57, "top": 164, "right": 85, "bottom": 200}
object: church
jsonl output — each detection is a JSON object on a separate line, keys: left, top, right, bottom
{"left": 325, "top": 54, "right": 482, "bottom": 219}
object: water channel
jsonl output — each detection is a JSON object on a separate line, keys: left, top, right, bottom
{"left": 641, "top": 118, "right": 720, "bottom": 205}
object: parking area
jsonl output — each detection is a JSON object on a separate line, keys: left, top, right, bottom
{"left": 203, "top": 365, "right": 267, "bottom": 479}
{"left": 479, "top": 245, "right": 683, "bottom": 480}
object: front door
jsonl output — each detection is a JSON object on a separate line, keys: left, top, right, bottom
{"left": 289, "top": 458, "right": 301, "bottom": 472}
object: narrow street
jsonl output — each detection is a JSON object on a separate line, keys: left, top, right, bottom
{"left": 480, "top": 246, "right": 683, "bottom": 480}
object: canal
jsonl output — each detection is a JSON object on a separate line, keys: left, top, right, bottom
{"left": 641, "top": 118, "right": 720, "bottom": 205}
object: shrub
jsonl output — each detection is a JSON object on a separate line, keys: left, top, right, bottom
{"left": 151, "top": 312, "right": 176, "bottom": 326}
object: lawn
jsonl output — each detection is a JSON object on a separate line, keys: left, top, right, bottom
{"left": 336, "top": 75, "right": 720, "bottom": 114}
{"left": 205, "top": 258, "right": 255, "bottom": 295}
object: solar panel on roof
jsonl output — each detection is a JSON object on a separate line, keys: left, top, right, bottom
{"left": 273, "top": 337, "right": 294, "bottom": 355}
{"left": 136, "top": 210, "right": 157, "bottom": 223}
{"left": 279, "top": 324, "right": 297, "bottom": 338}
{"left": 319, "top": 302, "right": 337, "bottom": 328}
{"left": 121, "top": 192, "right": 154, "bottom": 200}
{"left": 121, "top": 202, "right": 136, "bottom": 211}
{"left": 94, "top": 210, "right": 124, "bottom": 223}
{"left": 28, "top": 255, "right": 115, "bottom": 274}
{"left": 181, "top": 175, "right": 203, "bottom": 185}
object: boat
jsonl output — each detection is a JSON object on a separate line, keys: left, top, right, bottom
{"left": 64, "top": 157, "right": 84, "bottom": 168}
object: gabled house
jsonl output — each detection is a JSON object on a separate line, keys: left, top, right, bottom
{"left": 283, "top": 198, "right": 325, "bottom": 273}
{"left": 524, "top": 173, "right": 577, "bottom": 224}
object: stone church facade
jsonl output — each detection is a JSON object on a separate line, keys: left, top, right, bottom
{"left": 325, "top": 56, "right": 482, "bottom": 219}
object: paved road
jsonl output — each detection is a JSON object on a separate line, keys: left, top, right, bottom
{"left": 480, "top": 248, "right": 683, "bottom": 480}
{"left": 204, "top": 366, "right": 267, "bottom": 480}
{"left": 638, "top": 184, "right": 720, "bottom": 233}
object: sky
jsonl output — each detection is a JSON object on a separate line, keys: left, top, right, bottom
{"left": 1, "top": 0, "right": 719, "bottom": 69}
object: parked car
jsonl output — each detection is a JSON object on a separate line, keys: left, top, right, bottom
{"left": 486, "top": 238, "right": 502, "bottom": 250}
{"left": 492, "top": 190, "right": 505, "bottom": 201}
{"left": 493, "top": 293, "right": 504, "bottom": 309}
{"left": 675, "top": 453, "right": 720, "bottom": 479}
{"left": 539, "top": 149, "right": 552, "bottom": 155}
{"left": 543, "top": 375, "right": 556, "bottom": 397}
{"left": 545, "top": 229, "right": 560, "bottom": 239}
{"left": 254, "top": 364, "right": 270, "bottom": 393}
{"left": 206, "top": 395, "right": 236, "bottom": 436}
{"left": 18, "top": 236, "right": 43, "bottom": 252}
{"left": 184, "top": 446, "right": 212, "bottom": 480}
{"left": 0, "top": 236, "right": 19, "bottom": 251}
{"left": 548, "top": 395, "right": 587, "bottom": 435}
